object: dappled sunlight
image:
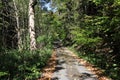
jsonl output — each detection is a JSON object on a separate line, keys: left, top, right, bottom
{"left": 0, "top": 0, "right": 119, "bottom": 79}
{"left": 39, "top": 48, "right": 111, "bottom": 80}
{"left": 39, "top": 50, "right": 56, "bottom": 80}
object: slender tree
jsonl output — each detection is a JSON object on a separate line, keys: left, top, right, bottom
{"left": 13, "top": 0, "right": 22, "bottom": 51}
{"left": 28, "top": 0, "right": 37, "bottom": 50}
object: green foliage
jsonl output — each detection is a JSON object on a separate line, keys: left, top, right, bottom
{"left": 0, "top": 49, "right": 52, "bottom": 79}
{"left": 71, "top": 27, "right": 101, "bottom": 47}
{"left": 76, "top": 51, "right": 120, "bottom": 80}
{"left": 37, "top": 35, "right": 53, "bottom": 48}
{"left": 0, "top": 0, "right": 120, "bottom": 79}
{"left": 54, "top": 0, "right": 120, "bottom": 79}
{"left": 114, "top": 0, "right": 120, "bottom": 5}
{"left": 0, "top": 72, "right": 8, "bottom": 77}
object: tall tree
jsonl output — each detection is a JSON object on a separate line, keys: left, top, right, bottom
{"left": 28, "top": 0, "right": 37, "bottom": 50}
{"left": 13, "top": 0, "right": 22, "bottom": 51}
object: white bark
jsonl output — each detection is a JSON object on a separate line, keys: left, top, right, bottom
{"left": 13, "top": 0, "right": 22, "bottom": 51}
{"left": 28, "top": 0, "right": 37, "bottom": 50}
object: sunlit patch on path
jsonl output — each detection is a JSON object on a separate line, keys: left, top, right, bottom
{"left": 51, "top": 47, "right": 98, "bottom": 80}
{"left": 39, "top": 47, "right": 111, "bottom": 80}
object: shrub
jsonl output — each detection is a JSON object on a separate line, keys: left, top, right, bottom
{"left": 0, "top": 48, "right": 52, "bottom": 80}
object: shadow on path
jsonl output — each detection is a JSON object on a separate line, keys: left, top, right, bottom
{"left": 51, "top": 47, "right": 98, "bottom": 80}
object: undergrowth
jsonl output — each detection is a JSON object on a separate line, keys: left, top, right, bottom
{"left": 69, "top": 47, "right": 120, "bottom": 80}
{"left": 0, "top": 48, "right": 52, "bottom": 80}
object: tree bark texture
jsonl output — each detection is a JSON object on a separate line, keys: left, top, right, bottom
{"left": 28, "top": 0, "right": 37, "bottom": 50}
{"left": 13, "top": 0, "right": 22, "bottom": 51}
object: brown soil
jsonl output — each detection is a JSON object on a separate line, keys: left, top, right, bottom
{"left": 38, "top": 50, "right": 57, "bottom": 80}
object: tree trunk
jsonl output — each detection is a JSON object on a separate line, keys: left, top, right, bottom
{"left": 13, "top": 0, "right": 22, "bottom": 51}
{"left": 28, "top": 0, "right": 37, "bottom": 50}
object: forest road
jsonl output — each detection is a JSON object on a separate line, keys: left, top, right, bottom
{"left": 51, "top": 47, "right": 98, "bottom": 80}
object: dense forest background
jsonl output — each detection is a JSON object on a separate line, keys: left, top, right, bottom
{"left": 0, "top": 0, "right": 120, "bottom": 79}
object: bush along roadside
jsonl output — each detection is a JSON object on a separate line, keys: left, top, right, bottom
{"left": 71, "top": 47, "right": 120, "bottom": 80}
{"left": 0, "top": 48, "right": 52, "bottom": 80}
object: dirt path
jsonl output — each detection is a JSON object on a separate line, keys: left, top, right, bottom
{"left": 39, "top": 47, "right": 111, "bottom": 80}
{"left": 51, "top": 48, "right": 98, "bottom": 80}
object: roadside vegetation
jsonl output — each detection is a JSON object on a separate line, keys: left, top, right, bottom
{"left": 0, "top": 0, "right": 120, "bottom": 79}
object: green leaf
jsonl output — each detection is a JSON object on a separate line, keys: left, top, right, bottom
{"left": 0, "top": 72, "right": 8, "bottom": 77}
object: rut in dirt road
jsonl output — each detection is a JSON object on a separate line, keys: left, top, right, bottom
{"left": 51, "top": 47, "right": 98, "bottom": 80}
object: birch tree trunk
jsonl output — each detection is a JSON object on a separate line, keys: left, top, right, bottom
{"left": 28, "top": 0, "right": 37, "bottom": 50}
{"left": 13, "top": 0, "right": 22, "bottom": 51}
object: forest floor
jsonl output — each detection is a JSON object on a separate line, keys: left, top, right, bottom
{"left": 39, "top": 47, "right": 112, "bottom": 80}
